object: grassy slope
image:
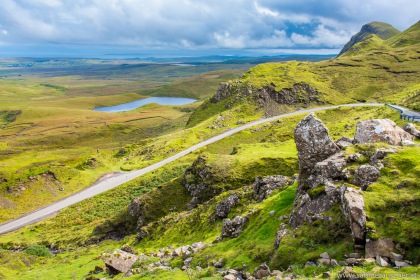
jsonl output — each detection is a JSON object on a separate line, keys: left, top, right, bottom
{"left": 1, "top": 106, "right": 419, "bottom": 279}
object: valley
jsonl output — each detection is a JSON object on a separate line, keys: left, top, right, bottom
{"left": 0, "top": 21, "right": 419, "bottom": 280}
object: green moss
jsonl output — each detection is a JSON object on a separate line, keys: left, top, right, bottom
{"left": 307, "top": 185, "right": 326, "bottom": 199}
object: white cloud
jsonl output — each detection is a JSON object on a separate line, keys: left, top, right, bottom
{"left": 0, "top": 0, "right": 418, "bottom": 50}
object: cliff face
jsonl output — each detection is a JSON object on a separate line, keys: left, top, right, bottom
{"left": 338, "top": 21, "right": 400, "bottom": 56}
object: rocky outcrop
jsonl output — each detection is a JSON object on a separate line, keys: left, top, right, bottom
{"left": 354, "top": 119, "right": 412, "bottom": 145}
{"left": 403, "top": 123, "right": 420, "bottom": 138}
{"left": 313, "top": 152, "right": 347, "bottom": 180}
{"left": 182, "top": 156, "right": 220, "bottom": 208}
{"left": 352, "top": 165, "right": 380, "bottom": 190}
{"left": 214, "top": 194, "right": 240, "bottom": 219}
{"left": 211, "top": 83, "right": 233, "bottom": 102}
{"left": 365, "top": 238, "right": 395, "bottom": 258}
{"left": 290, "top": 114, "right": 341, "bottom": 227}
{"left": 341, "top": 186, "right": 366, "bottom": 247}
{"left": 253, "top": 263, "right": 271, "bottom": 279}
{"left": 221, "top": 216, "right": 248, "bottom": 238}
{"left": 253, "top": 175, "right": 291, "bottom": 202}
{"left": 102, "top": 249, "right": 138, "bottom": 275}
{"left": 274, "top": 229, "right": 289, "bottom": 249}
{"left": 293, "top": 113, "right": 340, "bottom": 178}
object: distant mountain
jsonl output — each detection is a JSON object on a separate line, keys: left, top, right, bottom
{"left": 386, "top": 20, "right": 420, "bottom": 47}
{"left": 338, "top": 21, "right": 400, "bottom": 56}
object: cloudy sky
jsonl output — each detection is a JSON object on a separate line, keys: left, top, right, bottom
{"left": 0, "top": 0, "right": 418, "bottom": 57}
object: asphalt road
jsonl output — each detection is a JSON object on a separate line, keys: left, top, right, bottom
{"left": 386, "top": 104, "right": 420, "bottom": 122}
{"left": 0, "top": 103, "right": 384, "bottom": 235}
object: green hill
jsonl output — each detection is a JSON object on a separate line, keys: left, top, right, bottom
{"left": 338, "top": 21, "right": 400, "bottom": 56}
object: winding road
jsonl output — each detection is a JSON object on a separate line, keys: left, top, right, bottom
{"left": 0, "top": 103, "right": 385, "bottom": 235}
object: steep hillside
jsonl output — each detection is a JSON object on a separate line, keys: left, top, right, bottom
{"left": 338, "top": 21, "right": 400, "bottom": 56}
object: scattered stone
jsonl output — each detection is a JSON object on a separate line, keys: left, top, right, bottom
{"left": 221, "top": 216, "right": 248, "bottom": 238}
{"left": 304, "top": 261, "right": 316, "bottom": 268}
{"left": 187, "top": 197, "right": 199, "bottom": 210}
{"left": 323, "top": 272, "right": 332, "bottom": 278}
{"left": 120, "top": 245, "right": 137, "bottom": 255}
{"left": 102, "top": 249, "right": 138, "bottom": 275}
{"left": 365, "top": 258, "right": 376, "bottom": 264}
{"left": 224, "top": 274, "right": 237, "bottom": 280}
{"left": 330, "top": 259, "right": 339, "bottom": 267}
{"left": 370, "top": 148, "right": 396, "bottom": 166}
{"left": 215, "top": 194, "right": 240, "bottom": 219}
{"left": 349, "top": 253, "right": 360, "bottom": 258}
{"left": 390, "top": 252, "right": 403, "bottom": 262}
{"left": 269, "top": 211, "right": 275, "bottom": 216}
{"left": 354, "top": 119, "right": 412, "bottom": 145}
{"left": 346, "top": 258, "right": 360, "bottom": 266}
{"left": 338, "top": 261, "right": 348, "bottom": 266}
{"left": 254, "top": 263, "right": 271, "bottom": 279}
{"left": 274, "top": 229, "right": 289, "bottom": 249}
{"left": 341, "top": 185, "right": 366, "bottom": 248}
{"left": 376, "top": 255, "right": 389, "bottom": 267}
{"left": 347, "top": 153, "right": 362, "bottom": 163}
{"left": 320, "top": 252, "right": 330, "bottom": 259}
{"left": 403, "top": 123, "right": 420, "bottom": 138}
{"left": 353, "top": 165, "right": 380, "bottom": 190}
{"left": 253, "top": 175, "right": 291, "bottom": 202}
{"left": 365, "top": 238, "right": 395, "bottom": 258}
{"left": 335, "top": 136, "right": 354, "bottom": 149}
{"left": 317, "top": 258, "right": 331, "bottom": 266}
{"left": 394, "top": 261, "right": 409, "bottom": 268}
{"left": 183, "top": 257, "right": 193, "bottom": 267}
{"left": 271, "top": 270, "right": 283, "bottom": 277}
{"left": 401, "top": 140, "right": 415, "bottom": 146}
{"left": 214, "top": 258, "right": 224, "bottom": 268}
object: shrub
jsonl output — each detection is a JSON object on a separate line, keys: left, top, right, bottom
{"left": 25, "top": 245, "right": 53, "bottom": 257}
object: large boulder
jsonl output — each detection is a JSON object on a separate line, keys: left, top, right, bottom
{"left": 214, "top": 194, "right": 240, "bottom": 219}
{"left": 354, "top": 119, "right": 412, "bottom": 145}
{"left": 353, "top": 165, "right": 380, "bottom": 190}
{"left": 221, "top": 216, "right": 248, "bottom": 238}
{"left": 254, "top": 263, "right": 271, "bottom": 279}
{"left": 341, "top": 186, "right": 366, "bottom": 247}
{"left": 253, "top": 175, "right": 291, "bottom": 202}
{"left": 294, "top": 113, "right": 340, "bottom": 177}
{"left": 102, "top": 249, "right": 138, "bottom": 275}
{"left": 365, "top": 238, "right": 396, "bottom": 258}
{"left": 403, "top": 123, "right": 420, "bottom": 138}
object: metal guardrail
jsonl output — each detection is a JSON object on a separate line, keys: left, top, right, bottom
{"left": 386, "top": 104, "right": 420, "bottom": 122}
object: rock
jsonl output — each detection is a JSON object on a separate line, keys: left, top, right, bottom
{"left": 182, "top": 156, "right": 219, "bottom": 204}
{"left": 320, "top": 252, "right": 330, "bottom": 259}
{"left": 214, "top": 194, "right": 240, "bottom": 219}
{"left": 304, "top": 261, "right": 316, "bottom": 268}
{"left": 338, "top": 261, "right": 348, "bottom": 266}
{"left": 394, "top": 261, "right": 409, "bottom": 267}
{"left": 191, "top": 242, "right": 207, "bottom": 251}
{"left": 187, "top": 197, "right": 199, "bottom": 210}
{"left": 401, "top": 140, "right": 415, "bottom": 146}
{"left": 183, "top": 257, "right": 193, "bottom": 267}
{"left": 102, "top": 249, "right": 138, "bottom": 275}
{"left": 365, "top": 238, "right": 395, "bottom": 258}
{"left": 346, "top": 258, "right": 360, "bottom": 266}
{"left": 214, "top": 258, "right": 224, "bottom": 268}
{"left": 212, "top": 83, "right": 233, "bottom": 102}
{"left": 269, "top": 211, "right": 275, "bottom": 216}
{"left": 353, "top": 165, "right": 380, "bottom": 190}
{"left": 224, "top": 274, "right": 237, "bottom": 280}
{"left": 271, "top": 270, "right": 283, "bottom": 277}
{"left": 253, "top": 175, "right": 291, "bottom": 202}
{"left": 221, "top": 216, "right": 248, "bottom": 238}
{"left": 317, "top": 258, "right": 331, "bottom": 266}
{"left": 390, "top": 252, "right": 403, "bottom": 262}
{"left": 331, "top": 259, "right": 339, "bottom": 267}
{"left": 335, "top": 136, "right": 354, "bottom": 149}
{"left": 274, "top": 229, "right": 289, "bottom": 249}
{"left": 370, "top": 148, "right": 396, "bottom": 166}
{"left": 341, "top": 185, "right": 366, "bottom": 248}
{"left": 323, "top": 272, "right": 332, "bottom": 278}
{"left": 120, "top": 245, "right": 137, "bottom": 254}
{"left": 293, "top": 113, "right": 340, "bottom": 176}
{"left": 376, "top": 255, "right": 389, "bottom": 267}
{"left": 254, "top": 263, "right": 271, "bottom": 279}
{"left": 347, "top": 153, "right": 362, "bottom": 163}
{"left": 314, "top": 152, "right": 347, "bottom": 180}
{"left": 365, "top": 258, "right": 376, "bottom": 264}
{"left": 354, "top": 119, "right": 412, "bottom": 145}
{"left": 349, "top": 253, "right": 360, "bottom": 258}
{"left": 403, "top": 123, "right": 420, "bottom": 138}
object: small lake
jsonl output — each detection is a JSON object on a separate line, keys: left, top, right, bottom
{"left": 93, "top": 97, "right": 197, "bottom": 113}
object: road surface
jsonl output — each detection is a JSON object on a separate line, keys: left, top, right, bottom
{"left": 0, "top": 103, "right": 384, "bottom": 235}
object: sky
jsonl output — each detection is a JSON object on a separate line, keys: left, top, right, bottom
{"left": 0, "top": 0, "right": 419, "bottom": 57}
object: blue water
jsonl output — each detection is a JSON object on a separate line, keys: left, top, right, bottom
{"left": 93, "top": 97, "right": 197, "bottom": 113}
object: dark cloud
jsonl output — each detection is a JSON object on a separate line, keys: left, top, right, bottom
{"left": 0, "top": 0, "right": 418, "bottom": 51}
